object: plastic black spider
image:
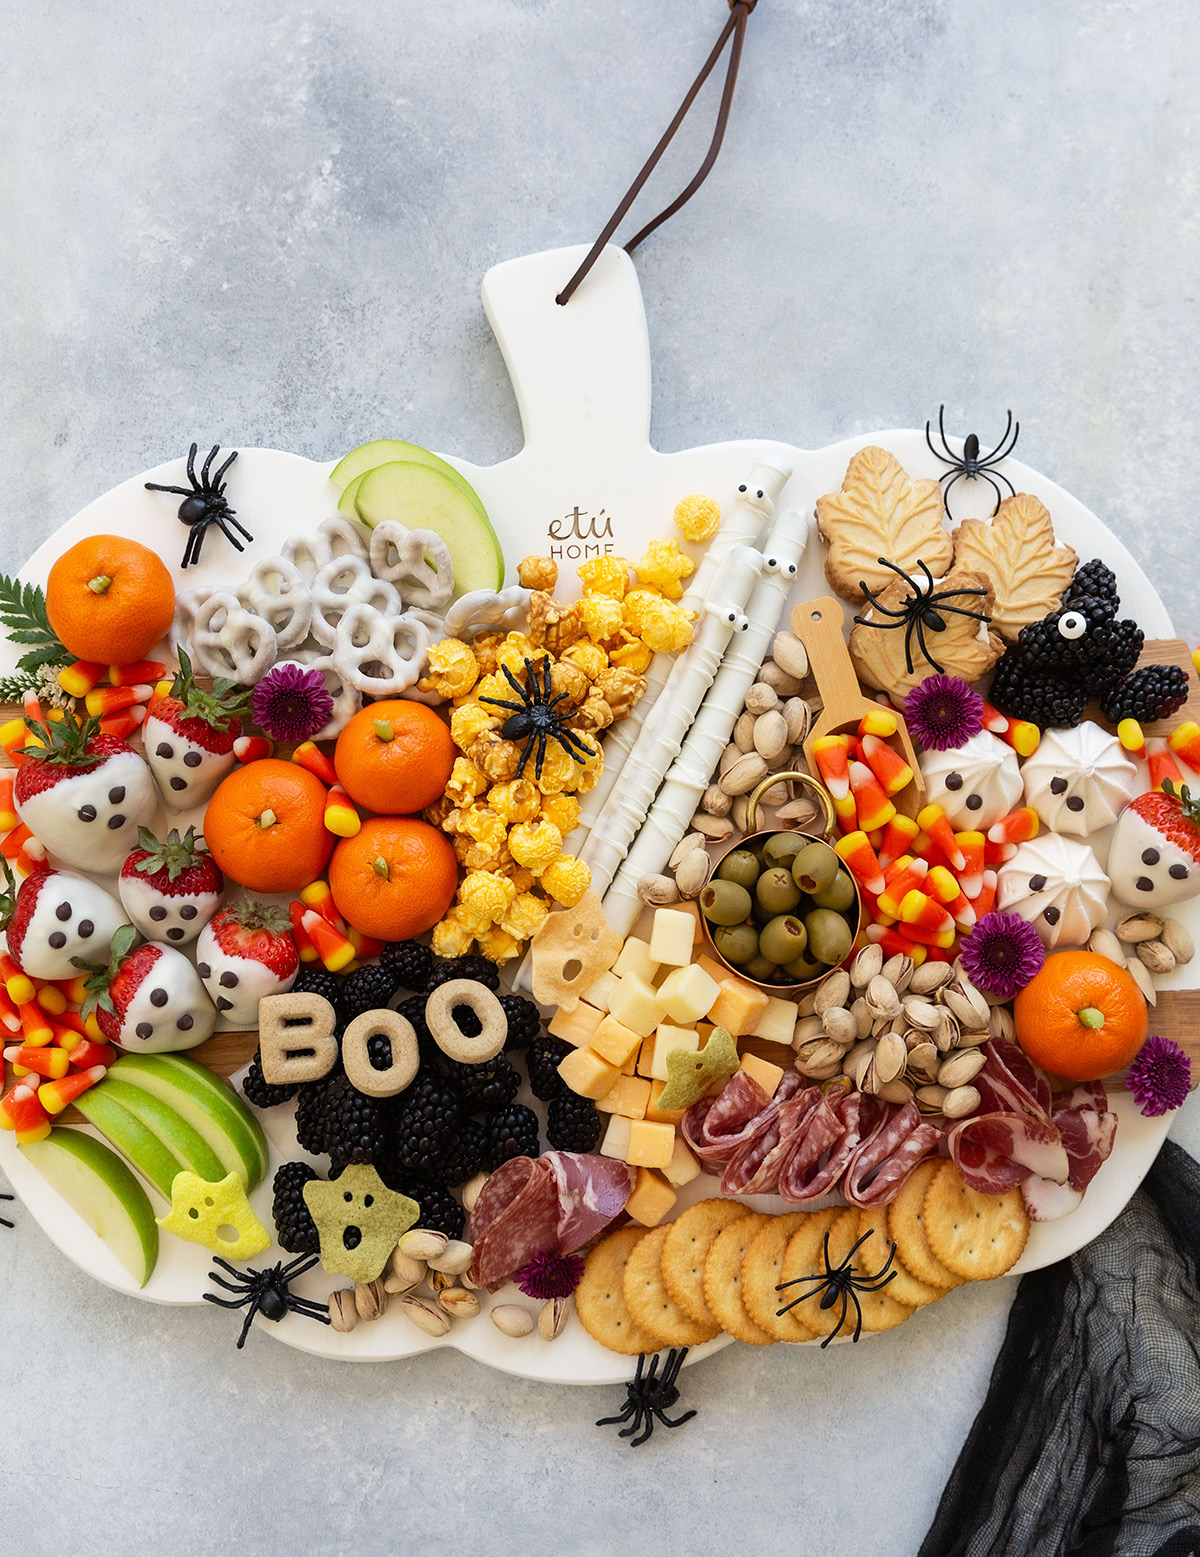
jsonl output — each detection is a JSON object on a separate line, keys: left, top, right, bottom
{"left": 0, "top": 1192, "right": 12, "bottom": 1229}
{"left": 925, "top": 405, "right": 1020, "bottom": 520}
{"left": 596, "top": 1347, "right": 696, "bottom": 1446}
{"left": 145, "top": 442, "right": 253, "bottom": 569}
{"left": 202, "top": 1252, "right": 331, "bottom": 1349}
{"left": 478, "top": 656, "right": 596, "bottom": 780}
{"left": 775, "top": 1228, "right": 898, "bottom": 1347}
{"left": 854, "top": 557, "right": 992, "bottom": 678}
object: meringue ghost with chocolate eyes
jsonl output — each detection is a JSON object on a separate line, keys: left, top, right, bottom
{"left": 919, "top": 730, "right": 1023, "bottom": 830}
{"left": 997, "top": 833, "right": 1111, "bottom": 950}
{"left": 1020, "top": 722, "right": 1137, "bottom": 838}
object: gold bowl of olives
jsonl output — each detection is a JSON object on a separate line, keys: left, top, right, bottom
{"left": 698, "top": 771, "right": 862, "bottom": 994}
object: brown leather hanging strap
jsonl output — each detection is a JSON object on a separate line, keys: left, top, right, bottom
{"left": 556, "top": 0, "right": 758, "bottom": 306}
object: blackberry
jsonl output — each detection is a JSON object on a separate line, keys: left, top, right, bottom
{"left": 484, "top": 1103, "right": 540, "bottom": 1169}
{"left": 382, "top": 1068, "right": 462, "bottom": 1178}
{"left": 240, "top": 1047, "right": 298, "bottom": 1108}
{"left": 499, "top": 993, "right": 542, "bottom": 1050}
{"left": 546, "top": 1092, "right": 602, "bottom": 1153}
{"left": 294, "top": 1074, "right": 336, "bottom": 1155}
{"left": 320, "top": 1074, "right": 388, "bottom": 1173}
{"left": 425, "top": 954, "right": 500, "bottom": 993}
{"left": 271, "top": 1161, "right": 320, "bottom": 1254}
{"left": 1065, "top": 559, "right": 1120, "bottom": 616}
{"left": 381, "top": 939, "right": 433, "bottom": 992}
{"left": 1100, "top": 664, "right": 1190, "bottom": 724}
{"left": 989, "top": 655, "right": 1087, "bottom": 729}
{"left": 444, "top": 1052, "right": 521, "bottom": 1109}
{"left": 367, "top": 1033, "right": 394, "bottom": 1071}
{"left": 337, "top": 963, "right": 399, "bottom": 1026}
{"left": 396, "top": 993, "right": 444, "bottom": 1070}
{"left": 526, "top": 1035, "right": 571, "bottom": 1101}
{"left": 434, "top": 1118, "right": 490, "bottom": 1187}
{"left": 1015, "top": 602, "right": 1110, "bottom": 674}
{"left": 403, "top": 1181, "right": 465, "bottom": 1240}
{"left": 292, "top": 964, "right": 341, "bottom": 1007}
{"left": 1074, "top": 618, "right": 1145, "bottom": 695}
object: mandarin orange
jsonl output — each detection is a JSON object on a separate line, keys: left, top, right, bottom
{"left": 334, "top": 701, "right": 454, "bottom": 815}
{"left": 204, "top": 759, "right": 334, "bottom": 893}
{"left": 46, "top": 535, "right": 175, "bottom": 665}
{"left": 328, "top": 815, "right": 457, "bottom": 940}
{"left": 1013, "top": 949, "right": 1149, "bottom": 1081}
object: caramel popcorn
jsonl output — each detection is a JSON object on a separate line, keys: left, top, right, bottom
{"left": 571, "top": 689, "right": 614, "bottom": 733}
{"left": 560, "top": 640, "right": 609, "bottom": 680}
{"left": 636, "top": 538, "right": 695, "bottom": 600}
{"left": 517, "top": 555, "right": 558, "bottom": 592}
{"left": 488, "top": 778, "right": 541, "bottom": 824}
{"left": 471, "top": 632, "right": 502, "bottom": 679}
{"left": 423, "top": 795, "right": 457, "bottom": 830}
{"left": 508, "top": 817, "right": 564, "bottom": 873}
{"left": 418, "top": 637, "right": 479, "bottom": 700}
{"left": 445, "top": 757, "right": 488, "bottom": 810}
{"left": 594, "top": 666, "right": 647, "bottom": 721}
{"left": 476, "top": 926, "right": 522, "bottom": 964}
{"left": 673, "top": 493, "right": 721, "bottom": 543}
{"left": 540, "top": 855, "right": 592, "bottom": 907}
{"left": 534, "top": 740, "right": 578, "bottom": 795}
{"left": 459, "top": 870, "right": 518, "bottom": 925}
{"left": 578, "top": 594, "right": 625, "bottom": 645}
{"left": 570, "top": 738, "right": 605, "bottom": 795}
{"left": 539, "top": 792, "right": 582, "bottom": 837}
{"left": 497, "top": 861, "right": 538, "bottom": 893}
{"left": 468, "top": 731, "right": 522, "bottom": 783}
{"left": 529, "top": 591, "right": 585, "bottom": 656}
{"left": 548, "top": 659, "right": 590, "bottom": 711}
{"left": 431, "top": 913, "right": 476, "bottom": 960}
{"left": 495, "top": 634, "right": 546, "bottom": 681}
{"left": 578, "top": 554, "right": 631, "bottom": 599}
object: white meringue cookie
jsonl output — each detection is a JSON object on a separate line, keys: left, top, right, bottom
{"left": 998, "top": 833, "right": 1111, "bottom": 949}
{"left": 1020, "top": 722, "right": 1137, "bottom": 838}
{"left": 919, "top": 730, "right": 1023, "bottom": 830}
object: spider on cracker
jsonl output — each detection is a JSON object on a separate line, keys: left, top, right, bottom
{"left": 775, "top": 1227, "right": 898, "bottom": 1347}
{"left": 854, "top": 558, "right": 992, "bottom": 678}
{"left": 924, "top": 405, "right": 1021, "bottom": 520}
{"left": 478, "top": 656, "right": 596, "bottom": 781}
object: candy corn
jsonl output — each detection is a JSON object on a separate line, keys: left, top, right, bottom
{"left": 300, "top": 909, "right": 356, "bottom": 973}
{"left": 39, "top": 1065, "right": 107, "bottom": 1115}
{"left": 859, "top": 733, "right": 913, "bottom": 796}
{"left": 299, "top": 880, "right": 341, "bottom": 925}
{"left": 971, "top": 870, "right": 998, "bottom": 919}
{"left": 897, "top": 888, "right": 954, "bottom": 936}
{"left": 4, "top": 1043, "right": 69, "bottom": 1079}
{"left": 57, "top": 660, "right": 105, "bottom": 698}
{"left": 0, "top": 774, "right": 15, "bottom": 835}
{"left": 98, "top": 705, "right": 147, "bottom": 740}
{"left": 324, "top": 785, "right": 361, "bottom": 838}
{"left": 66, "top": 1038, "right": 116, "bottom": 1070}
{"left": 811, "top": 735, "right": 851, "bottom": 800}
{"left": 33, "top": 982, "right": 67, "bottom": 1016}
{"left": 858, "top": 707, "right": 898, "bottom": 739}
{"left": 916, "top": 804, "right": 966, "bottom": 871}
{"left": 876, "top": 814, "right": 919, "bottom": 871}
{"left": 848, "top": 761, "right": 895, "bottom": 833}
{"left": 926, "top": 865, "right": 976, "bottom": 930}
{"left": 877, "top": 855, "right": 930, "bottom": 919}
{"left": 15, "top": 837, "right": 47, "bottom": 877}
{"left": 233, "top": 735, "right": 274, "bottom": 764}
{"left": 1118, "top": 718, "right": 1147, "bottom": 761}
{"left": 1, "top": 953, "right": 34, "bottom": 1007}
{"left": 0, "top": 988, "right": 21, "bottom": 1033}
{"left": 984, "top": 836, "right": 1017, "bottom": 866}
{"left": 292, "top": 741, "right": 338, "bottom": 787}
{"left": 834, "top": 831, "right": 886, "bottom": 896}
{"left": 347, "top": 927, "right": 386, "bottom": 961}
{"left": 987, "top": 807, "right": 1039, "bottom": 846}
{"left": 84, "top": 683, "right": 152, "bottom": 717}
{"left": 1147, "top": 739, "right": 1185, "bottom": 793}
{"left": 0, "top": 823, "right": 33, "bottom": 863}
{"left": 288, "top": 901, "right": 320, "bottom": 963}
{"left": 109, "top": 659, "right": 167, "bottom": 686}
{"left": 863, "top": 923, "right": 928, "bottom": 965}
{"left": 0, "top": 1081, "right": 50, "bottom": 1143}
{"left": 980, "top": 699, "right": 1040, "bottom": 757}
{"left": 1169, "top": 721, "right": 1200, "bottom": 775}
{"left": 0, "top": 718, "right": 31, "bottom": 765}
{"left": 58, "top": 975, "right": 90, "bottom": 1007}
{"left": 18, "top": 999, "right": 54, "bottom": 1046}
{"left": 833, "top": 791, "right": 858, "bottom": 830}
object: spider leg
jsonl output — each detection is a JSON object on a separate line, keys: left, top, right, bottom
{"left": 924, "top": 406, "right": 955, "bottom": 465}
{"left": 860, "top": 1241, "right": 897, "bottom": 1285}
{"left": 916, "top": 559, "right": 936, "bottom": 596}
{"left": 820, "top": 1286, "right": 850, "bottom": 1349}
{"left": 213, "top": 449, "right": 238, "bottom": 487}
{"left": 280, "top": 1253, "right": 321, "bottom": 1281}
{"left": 554, "top": 727, "right": 597, "bottom": 760}
{"left": 852, "top": 615, "right": 907, "bottom": 631}
{"left": 979, "top": 410, "right": 1017, "bottom": 465}
{"left": 842, "top": 1230, "right": 876, "bottom": 1267}
{"left": 284, "top": 1297, "right": 333, "bottom": 1324}
{"left": 203, "top": 1291, "right": 255, "bottom": 1309}
{"left": 500, "top": 663, "right": 529, "bottom": 698}
{"left": 858, "top": 583, "right": 910, "bottom": 619}
{"left": 541, "top": 657, "right": 554, "bottom": 703}
{"left": 215, "top": 515, "right": 248, "bottom": 554}
{"left": 940, "top": 468, "right": 969, "bottom": 520}
{"left": 972, "top": 472, "right": 1004, "bottom": 516}
{"left": 531, "top": 731, "right": 547, "bottom": 781}
{"left": 626, "top": 1412, "right": 654, "bottom": 1447}
{"left": 207, "top": 1270, "right": 255, "bottom": 1295}
{"left": 512, "top": 739, "right": 532, "bottom": 780}
{"left": 199, "top": 444, "right": 221, "bottom": 490}
{"left": 913, "top": 614, "right": 940, "bottom": 675}
{"left": 926, "top": 602, "right": 991, "bottom": 622}
{"left": 655, "top": 1407, "right": 697, "bottom": 1430}
{"left": 143, "top": 482, "right": 193, "bottom": 497}
{"left": 0, "top": 1192, "right": 12, "bottom": 1230}
{"left": 477, "top": 696, "right": 525, "bottom": 714}
{"left": 186, "top": 442, "right": 199, "bottom": 486}
{"left": 181, "top": 526, "right": 202, "bottom": 570}
{"left": 226, "top": 511, "right": 253, "bottom": 542}
{"left": 596, "top": 1401, "right": 638, "bottom": 1427}
{"left": 236, "top": 1298, "right": 262, "bottom": 1349}
{"left": 876, "top": 558, "right": 920, "bottom": 592}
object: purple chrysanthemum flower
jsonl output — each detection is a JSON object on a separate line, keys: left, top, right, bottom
{"left": 1127, "top": 1035, "right": 1191, "bottom": 1117}
{"left": 959, "top": 911, "right": 1045, "bottom": 999}
{"left": 250, "top": 662, "right": 333, "bottom": 743}
{"left": 514, "top": 1249, "right": 585, "bottom": 1300}
{"left": 904, "top": 674, "right": 985, "bottom": 751}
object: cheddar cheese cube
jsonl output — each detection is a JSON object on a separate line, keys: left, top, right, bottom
{"left": 595, "top": 1073, "right": 652, "bottom": 1119}
{"left": 649, "top": 1024, "right": 700, "bottom": 1082}
{"left": 645, "top": 1078, "right": 686, "bottom": 1125}
{"left": 625, "top": 1167, "right": 678, "bottom": 1227}
{"left": 547, "top": 1003, "right": 605, "bottom": 1048}
{"left": 635, "top": 1037, "right": 655, "bottom": 1079}
{"left": 739, "top": 1051, "right": 785, "bottom": 1097}
{"left": 608, "top": 973, "right": 665, "bottom": 1038}
{"left": 600, "top": 1114, "right": 633, "bottom": 1160}
{"left": 662, "top": 1135, "right": 701, "bottom": 1188}
{"left": 749, "top": 994, "right": 801, "bottom": 1046}
{"left": 579, "top": 969, "right": 621, "bottom": 1014}
{"left": 657, "top": 963, "right": 721, "bottom": 1025}
{"left": 708, "top": 977, "right": 770, "bottom": 1038}
{"left": 648, "top": 907, "right": 696, "bottom": 968}
{"left": 696, "top": 953, "right": 732, "bottom": 985}
{"left": 590, "top": 1014, "right": 643, "bottom": 1069}
{"left": 625, "top": 1118, "right": 676, "bottom": 1170}
{"left": 557, "top": 1046, "right": 619, "bottom": 1100}
{"left": 613, "top": 937, "right": 659, "bottom": 983}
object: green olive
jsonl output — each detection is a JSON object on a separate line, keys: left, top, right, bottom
{"left": 811, "top": 867, "right": 857, "bottom": 913}
{"left": 792, "top": 840, "right": 840, "bottom": 895}
{"left": 715, "top": 849, "right": 761, "bottom": 891}
{"left": 761, "top": 832, "right": 806, "bottom": 869}
{"left": 755, "top": 867, "right": 801, "bottom": 916}
{"left": 700, "top": 879, "right": 754, "bottom": 926}
{"left": 758, "top": 914, "right": 808, "bottom": 966}
{"left": 713, "top": 923, "right": 759, "bottom": 965}
{"left": 741, "top": 953, "right": 780, "bottom": 982}
{"left": 782, "top": 950, "right": 825, "bottom": 982}
{"left": 804, "top": 907, "right": 854, "bottom": 967}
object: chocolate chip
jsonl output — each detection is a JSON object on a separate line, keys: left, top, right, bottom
{"left": 48, "top": 931, "right": 66, "bottom": 949}
{"left": 197, "top": 962, "right": 211, "bottom": 979}
{"left": 78, "top": 920, "right": 93, "bottom": 937}
{"left": 1030, "top": 874, "right": 1047, "bottom": 891}
{"left": 1044, "top": 906, "right": 1060, "bottom": 924}
{"left": 1142, "top": 848, "right": 1160, "bottom": 865}
{"left": 219, "top": 970, "right": 239, "bottom": 988}
{"left": 150, "top": 988, "right": 168, "bottom": 1007}
{"left": 183, "top": 751, "right": 202, "bottom": 768}
{"left": 1066, "top": 795, "right": 1084, "bottom": 812}
{"left": 1050, "top": 777, "right": 1067, "bottom": 794}
{"left": 180, "top": 905, "right": 197, "bottom": 920}
{"left": 170, "top": 777, "right": 187, "bottom": 791}
{"left": 1170, "top": 864, "right": 1189, "bottom": 880}
{"left": 55, "top": 902, "right": 71, "bottom": 921}
{"left": 107, "top": 814, "right": 125, "bottom": 830}
{"left": 108, "top": 786, "right": 125, "bottom": 803}
{"left": 156, "top": 742, "right": 173, "bottom": 758}
{"left": 149, "top": 905, "right": 167, "bottom": 921}
{"left": 217, "top": 996, "right": 233, "bottom": 1011}
{"left": 176, "top": 1013, "right": 193, "bottom": 1030}
{"left": 135, "top": 1022, "right": 153, "bottom": 1039}
{"left": 1136, "top": 876, "right": 1155, "bottom": 892}
{"left": 167, "top": 927, "right": 184, "bottom": 940}
{"left": 78, "top": 805, "right": 97, "bottom": 822}
{"left": 965, "top": 794, "right": 982, "bottom": 810}
{"left": 945, "top": 773, "right": 963, "bottom": 791}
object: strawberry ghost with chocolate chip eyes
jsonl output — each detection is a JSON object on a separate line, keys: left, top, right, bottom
{"left": 194, "top": 900, "right": 298, "bottom": 1026}
{"left": 76, "top": 926, "right": 217, "bottom": 1053}
{"left": 1108, "top": 781, "right": 1200, "bottom": 908}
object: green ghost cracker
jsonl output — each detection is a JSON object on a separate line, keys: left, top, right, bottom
{"left": 656, "top": 1026, "right": 740, "bottom": 1113}
{"left": 303, "top": 1165, "right": 420, "bottom": 1283}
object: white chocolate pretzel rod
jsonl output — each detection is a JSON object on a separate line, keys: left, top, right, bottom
{"left": 579, "top": 544, "right": 763, "bottom": 894}
{"left": 573, "top": 456, "right": 792, "bottom": 840}
{"left": 602, "top": 507, "right": 812, "bottom": 937}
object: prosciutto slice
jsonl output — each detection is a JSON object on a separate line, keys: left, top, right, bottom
{"left": 974, "top": 1038, "right": 1053, "bottom": 1123}
{"left": 469, "top": 1153, "right": 633, "bottom": 1290}
{"left": 721, "top": 1086, "right": 824, "bottom": 1196}
{"left": 946, "top": 1112, "right": 1071, "bottom": 1194}
{"left": 841, "top": 1102, "right": 941, "bottom": 1207}
{"left": 1051, "top": 1082, "right": 1118, "bottom": 1191}
{"left": 682, "top": 1072, "right": 774, "bottom": 1172}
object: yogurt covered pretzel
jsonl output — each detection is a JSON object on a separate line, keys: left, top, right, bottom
{"left": 187, "top": 591, "right": 278, "bottom": 683}
{"left": 241, "top": 555, "right": 314, "bottom": 652}
{"left": 368, "top": 521, "right": 454, "bottom": 611}
{"left": 308, "top": 556, "right": 402, "bottom": 648}
{"left": 331, "top": 604, "right": 431, "bottom": 696}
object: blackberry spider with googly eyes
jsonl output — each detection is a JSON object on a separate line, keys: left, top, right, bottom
{"left": 854, "top": 558, "right": 992, "bottom": 677}
{"left": 202, "top": 1252, "right": 331, "bottom": 1349}
{"left": 145, "top": 442, "right": 254, "bottom": 569}
{"left": 924, "top": 405, "right": 1021, "bottom": 520}
{"left": 774, "top": 1227, "right": 898, "bottom": 1346}
{"left": 478, "top": 656, "right": 596, "bottom": 781}
{"left": 596, "top": 1347, "right": 697, "bottom": 1446}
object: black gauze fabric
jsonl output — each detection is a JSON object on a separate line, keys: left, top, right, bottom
{"left": 920, "top": 1140, "right": 1200, "bottom": 1557}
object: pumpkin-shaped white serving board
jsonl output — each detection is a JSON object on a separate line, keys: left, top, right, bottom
{"left": 0, "top": 244, "right": 1182, "bottom": 1382}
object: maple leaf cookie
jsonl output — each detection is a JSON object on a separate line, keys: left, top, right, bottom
{"left": 952, "top": 492, "right": 1077, "bottom": 641}
{"left": 815, "top": 446, "right": 953, "bottom": 605}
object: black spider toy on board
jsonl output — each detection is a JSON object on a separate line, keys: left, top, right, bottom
{"left": 145, "top": 442, "right": 254, "bottom": 568}
{"left": 596, "top": 1347, "right": 697, "bottom": 1446}
{"left": 203, "top": 1252, "right": 331, "bottom": 1349}
{"left": 854, "top": 557, "right": 992, "bottom": 677}
{"left": 478, "top": 656, "right": 596, "bottom": 781}
{"left": 925, "top": 405, "right": 1020, "bottom": 520}
{"left": 774, "top": 1228, "right": 898, "bottom": 1347}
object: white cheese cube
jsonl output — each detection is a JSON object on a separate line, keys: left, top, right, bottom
{"left": 656, "top": 963, "right": 721, "bottom": 1025}
{"left": 648, "top": 908, "right": 696, "bottom": 968}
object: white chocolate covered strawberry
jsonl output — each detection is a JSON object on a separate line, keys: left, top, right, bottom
{"left": 14, "top": 716, "right": 157, "bottom": 875}
{"left": 142, "top": 649, "right": 250, "bottom": 811}
{"left": 77, "top": 925, "right": 216, "bottom": 1053}
{"left": 2, "top": 862, "right": 126, "bottom": 981}
{"left": 118, "top": 827, "right": 224, "bottom": 946}
{"left": 195, "top": 900, "right": 298, "bottom": 1026}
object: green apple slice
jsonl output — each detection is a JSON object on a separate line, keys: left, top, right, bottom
{"left": 331, "top": 438, "right": 488, "bottom": 519}
{"left": 22, "top": 1128, "right": 158, "bottom": 1286}
{"left": 355, "top": 461, "right": 504, "bottom": 595}
{"left": 337, "top": 472, "right": 368, "bottom": 517}
{"left": 96, "top": 1078, "right": 227, "bottom": 1184}
{"left": 74, "top": 1089, "right": 182, "bottom": 1199}
{"left": 108, "top": 1053, "right": 268, "bottom": 1189}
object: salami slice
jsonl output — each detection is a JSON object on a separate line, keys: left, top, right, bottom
{"left": 776, "top": 1091, "right": 884, "bottom": 1202}
{"left": 973, "top": 1038, "right": 1054, "bottom": 1123}
{"left": 1021, "top": 1174, "right": 1084, "bottom": 1221}
{"left": 469, "top": 1157, "right": 561, "bottom": 1290}
{"left": 721, "top": 1086, "right": 823, "bottom": 1196}
{"left": 946, "top": 1111, "right": 1070, "bottom": 1193}
{"left": 841, "top": 1102, "right": 942, "bottom": 1207}
{"left": 682, "top": 1071, "right": 774, "bottom": 1171}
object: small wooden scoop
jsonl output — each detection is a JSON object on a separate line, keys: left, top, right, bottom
{"left": 790, "top": 596, "right": 926, "bottom": 819}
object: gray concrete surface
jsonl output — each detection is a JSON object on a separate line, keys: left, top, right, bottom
{"left": 2, "top": 2, "right": 1199, "bottom": 1554}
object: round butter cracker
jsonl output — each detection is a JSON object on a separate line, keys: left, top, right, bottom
{"left": 624, "top": 1224, "right": 720, "bottom": 1348}
{"left": 887, "top": 1160, "right": 964, "bottom": 1291}
{"left": 923, "top": 1161, "right": 1030, "bottom": 1282}
{"left": 575, "top": 1226, "right": 660, "bottom": 1356}
{"left": 662, "top": 1198, "right": 753, "bottom": 1328}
